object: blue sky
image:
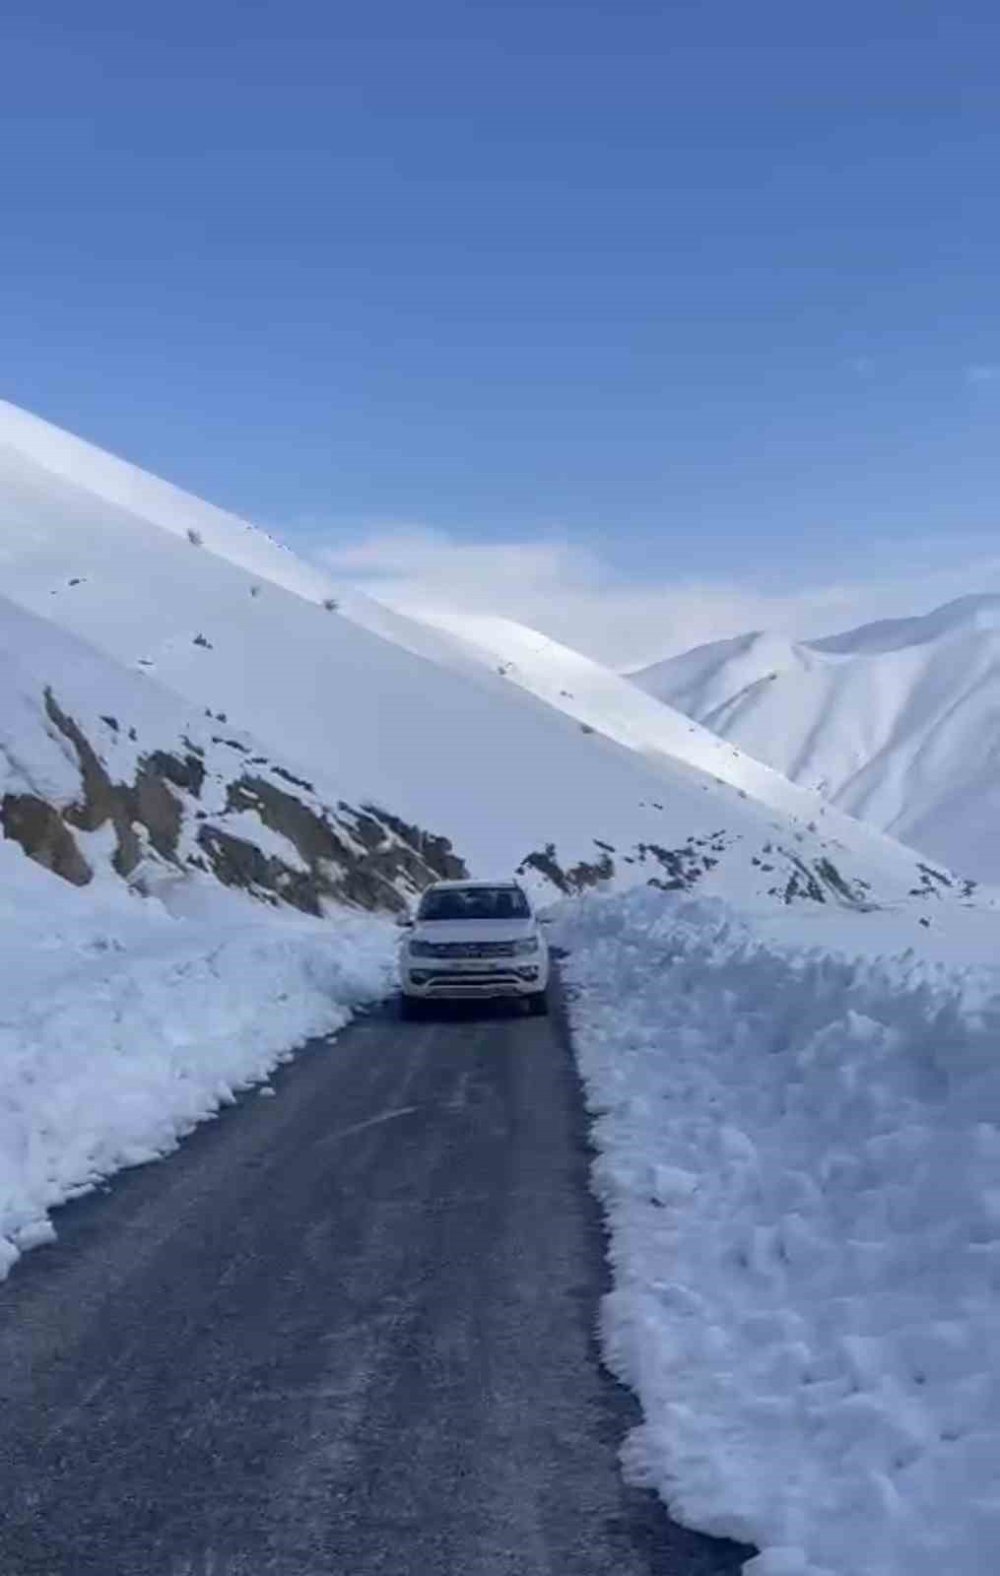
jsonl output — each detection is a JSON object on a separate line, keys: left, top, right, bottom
{"left": 2, "top": 0, "right": 999, "bottom": 656}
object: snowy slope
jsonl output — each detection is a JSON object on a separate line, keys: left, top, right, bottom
{"left": 0, "top": 592, "right": 463, "bottom": 916}
{"left": 632, "top": 597, "right": 1000, "bottom": 881}
{"left": 394, "top": 609, "right": 937, "bottom": 877}
{"left": 0, "top": 400, "right": 954, "bottom": 912}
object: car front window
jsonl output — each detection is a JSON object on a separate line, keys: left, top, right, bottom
{"left": 417, "top": 887, "right": 530, "bottom": 922}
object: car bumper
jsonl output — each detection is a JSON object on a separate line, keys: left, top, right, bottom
{"left": 401, "top": 962, "right": 548, "bottom": 1000}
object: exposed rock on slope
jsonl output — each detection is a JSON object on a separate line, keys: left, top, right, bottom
{"left": 0, "top": 600, "right": 465, "bottom": 917}
{"left": 516, "top": 833, "right": 875, "bottom": 906}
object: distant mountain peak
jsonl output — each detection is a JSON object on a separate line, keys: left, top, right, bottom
{"left": 633, "top": 591, "right": 1000, "bottom": 880}
{"left": 811, "top": 593, "right": 1000, "bottom": 656}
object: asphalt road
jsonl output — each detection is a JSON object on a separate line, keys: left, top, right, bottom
{"left": 0, "top": 993, "right": 751, "bottom": 1576}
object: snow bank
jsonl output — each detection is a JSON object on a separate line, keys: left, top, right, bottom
{"left": 0, "top": 844, "right": 395, "bottom": 1281}
{"left": 561, "top": 888, "right": 1000, "bottom": 1575}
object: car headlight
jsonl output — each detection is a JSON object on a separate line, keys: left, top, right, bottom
{"left": 408, "top": 939, "right": 436, "bottom": 957}
{"left": 512, "top": 936, "right": 540, "bottom": 956}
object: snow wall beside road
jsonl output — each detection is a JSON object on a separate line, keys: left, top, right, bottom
{"left": 562, "top": 888, "right": 1000, "bottom": 1576}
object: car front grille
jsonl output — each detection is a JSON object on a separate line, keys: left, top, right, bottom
{"left": 425, "top": 941, "right": 518, "bottom": 959}
{"left": 422, "top": 972, "right": 526, "bottom": 994}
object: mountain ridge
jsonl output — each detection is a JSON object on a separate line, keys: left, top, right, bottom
{"left": 632, "top": 596, "right": 1000, "bottom": 880}
{"left": 0, "top": 399, "right": 968, "bottom": 914}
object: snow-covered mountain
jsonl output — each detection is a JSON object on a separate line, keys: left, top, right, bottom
{"left": 3, "top": 398, "right": 998, "bottom": 1576}
{"left": 632, "top": 596, "right": 1000, "bottom": 882}
{"left": 0, "top": 592, "right": 465, "bottom": 916}
{"left": 0, "top": 399, "right": 969, "bottom": 913}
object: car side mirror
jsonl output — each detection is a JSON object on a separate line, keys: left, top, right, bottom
{"left": 396, "top": 915, "right": 414, "bottom": 929}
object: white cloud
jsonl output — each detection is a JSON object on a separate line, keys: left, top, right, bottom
{"left": 313, "top": 525, "right": 1000, "bottom": 670}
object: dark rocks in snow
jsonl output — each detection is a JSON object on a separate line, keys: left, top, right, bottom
{"left": 43, "top": 698, "right": 202, "bottom": 874}
{"left": 767, "top": 851, "right": 867, "bottom": 908}
{"left": 269, "top": 763, "right": 314, "bottom": 794}
{"left": 636, "top": 838, "right": 711, "bottom": 892}
{"left": 44, "top": 690, "right": 142, "bottom": 876}
{"left": 779, "top": 859, "right": 827, "bottom": 906}
{"left": 3, "top": 688, "right": 472, "bottom": 920}
{"left": 520, "top": 837, "right": 721, "bottom": 897}
{"left": 517, "top": 842, "right": 615, "bottom": 895}
{"left": 196, "top": 824, "right": 316, "bottom": 913}
{"left": 0, "top": 793, "right": 92, "bottom": 887}
{"left": 197, "top": 777, "right": 469, "bottom": 916}
{"left": 517, "top": 828, "right": 871, "bottom": 910}
{"left": 132, "top": 763, "right": 184, "bottom": 862}
{"left": 358, "top": 805, "right": 467, "bottom": 885}
{"left": 814, "top": 857, "right": 861, "bottom": 904}
{"left": 145, "top": 748, "right": 206, "bottom": 799}
{"left": 518, "top": 843, "right": 574, "bottom": 893}
{"left": 909, "top": 862, "right": 953, "bottom": 899}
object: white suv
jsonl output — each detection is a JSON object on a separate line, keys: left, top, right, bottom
{"left": 399, "top": 880, "right": 550, "bottom": 1017}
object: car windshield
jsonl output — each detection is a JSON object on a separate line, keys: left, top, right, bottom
{"left": 417, "top": 886, "right": 531, "bottom": 922}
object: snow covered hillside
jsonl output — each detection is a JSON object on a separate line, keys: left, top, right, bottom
{"left": 393, "top": 608, "right": 953, "bottom": 891}
{"left": 0, "top": 400, "right": 967, "bottom": 914}
{"left": 631, "top": 597, "right": 1000, "bottom": 882}
{"left": 0, "top": 594, "right": 463, "bottom": 916}
{"left": 561, "top": 887, "right": 1000, "bottom": 1576}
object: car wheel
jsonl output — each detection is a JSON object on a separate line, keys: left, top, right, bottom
{"left": 526, "top": 991, "right": 549, "bottom": 1017}
{"left": 400, "top": 994, "right": 425, "bottom": 1021}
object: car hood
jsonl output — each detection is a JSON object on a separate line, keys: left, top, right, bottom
{"left": 409, "top": 918, "right": 539, "bottom": 945}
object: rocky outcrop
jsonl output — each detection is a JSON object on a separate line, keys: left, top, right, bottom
{"left": 44, "top": 690, "right": 143, "bottom": 875}
{"left": 0, "top": 793, "right": 92, "bottom": 886}
{"left": 517, "top": 842, "right": 615, "bottom": 896}
{"left": 194, "top": 824, "right": 320, "bottom": 913}
{"left": 195, "top": 775, "right": 468, "bottom": 916}
{"left": 518, "top": 832, "right": 871, "bottom": 907}
{"left": 1, "top": 688, "right": 468, "bottom": 918}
